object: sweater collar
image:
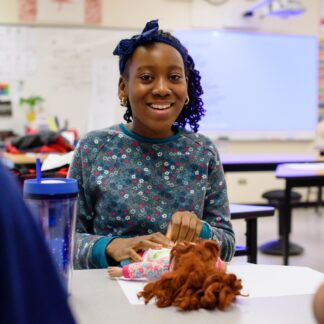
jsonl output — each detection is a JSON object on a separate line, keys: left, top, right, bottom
{"left": 119, "top": 123, "right": 181, "bottom": 144}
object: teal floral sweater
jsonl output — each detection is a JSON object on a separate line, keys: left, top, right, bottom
{"left": 68, "top": 124, "right": 235, "bottom": 269}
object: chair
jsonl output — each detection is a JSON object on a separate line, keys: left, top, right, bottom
{"left": 259, "top": 189, "right": 303, "bottom": 255}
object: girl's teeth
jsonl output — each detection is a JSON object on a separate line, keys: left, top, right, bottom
{"left": 150, "top": 104, "right": 171, "bottom": 110}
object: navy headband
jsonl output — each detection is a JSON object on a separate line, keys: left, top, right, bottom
{"left": 113, "top": 19, "right": 187, "bottom": 74}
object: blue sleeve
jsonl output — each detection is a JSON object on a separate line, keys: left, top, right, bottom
{"left": 69, "top": 135, "right": 118, "bottom": 269}
{"left": 92, "top": 237, "right": 120, "bottom": 268}
{"left": 199, "top": 222, "right": 211, "bottom": 239}
{"left": 202, "top": 145, "right": 235, "bottom": 262}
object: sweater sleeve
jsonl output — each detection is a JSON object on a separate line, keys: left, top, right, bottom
{"left": 122, "top": 260, "right": 170, "bottom": 280}
{"left": 68, "top": 135, "right": 119, "bottom": 269}
{"left": 200, "top": 143, "right": 235, "bottom": 262}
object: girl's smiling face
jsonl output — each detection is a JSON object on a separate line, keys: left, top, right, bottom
{"left": 119, "top": 42, "right": 188, "bottom": 139}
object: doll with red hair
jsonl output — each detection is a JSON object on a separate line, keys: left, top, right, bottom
{"left": 108, "top": 241, "right": 225, "bottom": 280}
{"left": 108, "top": 240, "right": 242, "bottom": 311}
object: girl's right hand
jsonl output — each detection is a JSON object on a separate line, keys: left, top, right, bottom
{"left": 106, "top": 233, "right": 171, "bottom": 262}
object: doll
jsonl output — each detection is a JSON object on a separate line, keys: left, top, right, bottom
{"left": 108, "top": 247, "right": 170, "bottom": 280}
{"left": 138, "top": 240, "right": 242, "bottom": 311}
{"left": 107, "top": 242, "right": 225, "bottom": 281}
{"left": 108, "top": 240, "right": 242, "bottom": 311}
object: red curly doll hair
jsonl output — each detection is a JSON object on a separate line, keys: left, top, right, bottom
{"left": 138, "top": 240, "right": 243, "bottom": 311}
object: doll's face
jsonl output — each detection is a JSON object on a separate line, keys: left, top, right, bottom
{"left": 119, "top": 42, "right": 188, "bottom": 138}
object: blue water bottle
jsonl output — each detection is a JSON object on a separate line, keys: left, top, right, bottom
{"left": 23, "top": 178, "right": 78, "bottom": 292}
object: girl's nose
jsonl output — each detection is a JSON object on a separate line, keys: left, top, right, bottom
{"left": 152, "top": 77, "right": 172, "bottom": 96}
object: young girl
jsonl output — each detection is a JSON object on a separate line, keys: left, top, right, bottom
{"left": 69, "top": 19, "right": 235, "bottom": 270}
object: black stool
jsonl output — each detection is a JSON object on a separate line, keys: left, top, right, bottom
{"left": 260, "top": 190, "right": 304, "bottom": 256}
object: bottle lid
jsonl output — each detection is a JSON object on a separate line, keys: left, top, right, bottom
{"left": 23, "top": 178, "right": 78, "bottom": 196}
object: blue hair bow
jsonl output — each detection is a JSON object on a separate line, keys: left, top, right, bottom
{"left": 113, "top": 20, "right": 159, "bottom": 72}
{"left": 113, "top": 19, "right": 188, "bottom": 74}
{"left": 113, "top": 20, "right": 159, "bottom": 56}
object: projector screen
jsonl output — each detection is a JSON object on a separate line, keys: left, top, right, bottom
{"left": 174, "top": 30, "right": 318, "bottom": 141}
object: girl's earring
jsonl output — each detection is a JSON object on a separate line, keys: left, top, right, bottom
{"left": 184, "top": 97, "right": 190, "bottom": 105}
{"left": 120, "top": 97, "right": 128, "bottom": 107}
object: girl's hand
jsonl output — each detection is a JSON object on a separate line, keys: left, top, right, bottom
{"left": 166, "top": 211, "right": 202, "bottom": 243}
{"left": 106, "top": 233, "right": 171, "bottom": 262}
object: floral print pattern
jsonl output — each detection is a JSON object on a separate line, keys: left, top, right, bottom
{"left": 68, "top": 124, "right": 235, "bottom": 268}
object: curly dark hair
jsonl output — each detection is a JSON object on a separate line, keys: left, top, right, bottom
{"left": 121, "top": 30, "right": 205, "bottom": 133}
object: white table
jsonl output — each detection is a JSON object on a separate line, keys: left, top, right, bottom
{"left": 69, "top": 264, "right": 323, "bottom": 324}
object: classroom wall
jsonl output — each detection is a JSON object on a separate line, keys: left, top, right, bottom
{"left": 0, "top": 0, "right": 321, "bottom": 203}
{"left": 0, "top": 0, "right": 319, "bottom": 35}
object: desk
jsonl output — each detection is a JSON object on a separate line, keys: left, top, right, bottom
{"left": 230, "top": 204, "right": 274, "bottom": 263}
{"left": 70, "top": 265, "right": 322, "bottom": 324}
{"left": 276, "top": 163, "right": 324, "bottom": 265}
{"left": 222, "top": 155, "right": 323, "bottom": 265}
{"left": 221, "top": 153, "right": 320, "bottom": 172}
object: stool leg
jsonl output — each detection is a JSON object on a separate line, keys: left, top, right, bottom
{"left": 282, "top": 186, "right": 290, "bottom": 265}
{"left": 278, "top": 203, "right": 290, "bottom": 236}
{"left": 246, "top": 218, "right": 257, "bottom": 264}
{"left": 260, "top": 201, "right": 303, "bottom": 257}
{"left": 316, "top": 187, "right": 322, "bottom": 214}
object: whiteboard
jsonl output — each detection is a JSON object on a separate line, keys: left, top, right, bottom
{"left": 174, "top": 30, "right": 318, "bottom": 141}
{"left": 0, "top": 25, "right": 318, "bottom": 140}
{"left": 0, "top": 25, "right": 136, "bottom": 135}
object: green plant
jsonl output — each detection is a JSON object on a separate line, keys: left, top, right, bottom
{"left": 19, "top": 96, "right": 44, "bottom": 112}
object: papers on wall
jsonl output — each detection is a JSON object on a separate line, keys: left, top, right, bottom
{"left": 0, "top": 27, "right": 36, "bottom": 80}
{"left": 0, "top": 25, "right": 135, "bottom": 134}
{"left": 20, "top": 0, "right": 101, "bottom": 25}
{"left": 38, "top": 0, "right": 84, "bottom": 24}
{"left": 321, "top": 0, "right": 324, "bottom": 32}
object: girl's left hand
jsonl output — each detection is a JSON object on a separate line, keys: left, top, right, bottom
{"left": 166, "top": 211, "right": 202, "bottom": 243}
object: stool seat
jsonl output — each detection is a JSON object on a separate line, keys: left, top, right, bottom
{"left": 262, "top": 190, "right": 302, "bottom": 204}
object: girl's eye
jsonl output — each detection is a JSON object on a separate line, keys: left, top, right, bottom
{"left": 169, "top": 74, "right": 182, "bottom": 82}
{"left": 140, "top": 74, "right": 153, "bottom": 82}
